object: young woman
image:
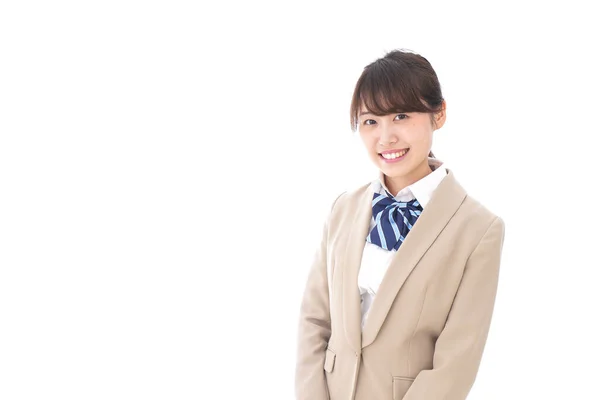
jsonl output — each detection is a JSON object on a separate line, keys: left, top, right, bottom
{"left": 295, "top": 49, "right": 506, "bottom": 400}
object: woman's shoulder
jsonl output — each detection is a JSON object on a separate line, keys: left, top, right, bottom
{"left": 442, "top": 167, "right": 504, "bottom": 227}
{"left": 462, "top": 190, "right": 502, "bottom": 217}
{"left": 329, "top": 181, "right": 373, "bottom": 210}
{"left": 460, "top": 194, "right": 505, "bottom": 236}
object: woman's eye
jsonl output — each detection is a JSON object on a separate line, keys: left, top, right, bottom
{"left": 363, "top": 114, "right": 407, "bottom": 125}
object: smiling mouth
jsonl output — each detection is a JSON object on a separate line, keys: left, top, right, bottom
{"left": 379, "top": 148, "right": 409, "bottom": 160}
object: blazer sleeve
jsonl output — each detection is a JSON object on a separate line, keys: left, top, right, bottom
{"left": 295, "top": 191, "right": 345, "bottom": 400}
{"left": 403, "top": 216, "right": 506, "bottom": 400}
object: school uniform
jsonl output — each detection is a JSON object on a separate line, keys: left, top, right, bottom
{"left": 358, "top": 158, "right": 448, "bottom": 332}
{"left": 295, "top": 157, "right": 506, "bottom": 400}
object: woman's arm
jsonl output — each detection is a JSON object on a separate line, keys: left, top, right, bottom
{"left": 295, "top": 192, "right": 345, "bottom": 400}
{"left": 403, "top": 216, "right": 506, "bottom": 400}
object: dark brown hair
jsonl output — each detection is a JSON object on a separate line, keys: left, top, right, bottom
{"left": 349, "top": 49, "right": 445, "bottom": 158}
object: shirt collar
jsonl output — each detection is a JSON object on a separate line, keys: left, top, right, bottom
{"left": 370, "top": 157, "right": 448, "bottom": 209}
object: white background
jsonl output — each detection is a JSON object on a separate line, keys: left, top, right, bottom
{"left": 1, "top": 1, "right": 599, "bottom": 399}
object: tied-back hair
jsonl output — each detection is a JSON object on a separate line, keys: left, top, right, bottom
{"left": 349, "top": 49, "right": 445, "bottom": 160}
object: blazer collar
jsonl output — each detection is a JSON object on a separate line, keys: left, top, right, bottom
{"left": 371, "top": 156, "right": 448, "bottom": 209}
{"left": 341, "top": 161, "right": 467, "bottom": 353}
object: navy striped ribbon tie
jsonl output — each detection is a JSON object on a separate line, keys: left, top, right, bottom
{"left": 366, "top": 190, "right": 423, "bottom": 251}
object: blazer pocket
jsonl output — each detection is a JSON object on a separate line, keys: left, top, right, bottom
{"left": 323, "top": 348, "right": 336, "bottom": 373}
{"left": 392, "top": 376, "right": 415, "bottom": 400}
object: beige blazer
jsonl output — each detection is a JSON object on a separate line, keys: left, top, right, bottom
{"left": 295, "top": 165, "right": 506, "bottom": 400}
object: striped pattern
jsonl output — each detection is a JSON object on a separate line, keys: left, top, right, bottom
{"left": 366, "top": 189, "right": 423, "bottom": 251}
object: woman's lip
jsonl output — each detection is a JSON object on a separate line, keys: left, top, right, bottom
{"left": 379, "top": 148, "right": 409, "bottom": 155}
{"left": 379, "top": 148, "right": 409, "bottom": 163}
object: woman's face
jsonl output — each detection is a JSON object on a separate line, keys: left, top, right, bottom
{"left": 357, "top": 100, "right": 446, "bottom": 194}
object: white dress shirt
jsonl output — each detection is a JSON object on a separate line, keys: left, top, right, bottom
{"left": 357, "top": 158, "right": 448, "bottom": 330}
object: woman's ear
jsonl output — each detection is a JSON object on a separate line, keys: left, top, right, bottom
{"left": 433, "top": 100, "right": 447, "bottom": 130}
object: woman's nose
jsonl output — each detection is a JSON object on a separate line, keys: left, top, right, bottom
{"left": 378, "top": 124, "right": 399, "bottom": 145}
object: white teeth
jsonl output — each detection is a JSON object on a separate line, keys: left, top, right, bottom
{"left": 382, "top": 149, "right": 408, "bottom": 159}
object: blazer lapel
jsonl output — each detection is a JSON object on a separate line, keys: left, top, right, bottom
{"left": 341, "top": 167, "right": 468, "bottom": 352}
{"left": 341, "top": 185, "right": 373, "bottom": 355}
